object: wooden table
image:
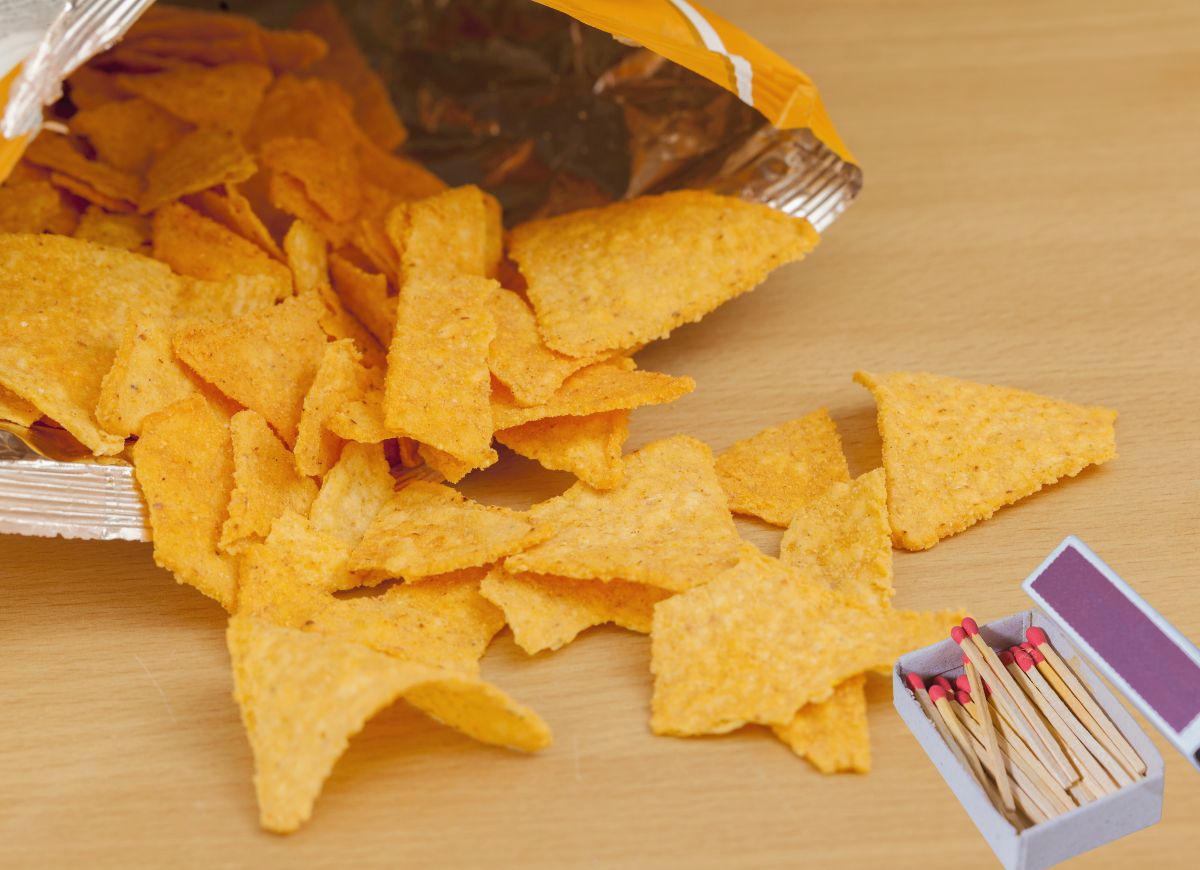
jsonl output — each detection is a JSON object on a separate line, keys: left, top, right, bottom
{"left": 3, "top": 1, "right": 1199, "bottom": 866}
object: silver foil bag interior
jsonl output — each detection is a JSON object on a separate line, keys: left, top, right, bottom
{"left": 0, "top": 0, "right": 862, "bottom": 541}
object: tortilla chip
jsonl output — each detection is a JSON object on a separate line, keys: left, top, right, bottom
{"left": 292, "top": 1, "right": 407, "bottom": 149}
{"left": 294, "top": 339, "right": 369, "bottom": 477}
{"left": 509, "top": 190, "right": 820, "bottom": 356}
{"left": 480, "top": 568, "right": 669, "bottom": 655}
{"left": 649, "top": 548, "right": 962, "bottom": 735}
{"left": 245, "top": 74, "right": 354, "bottom": 150}
{"left": 259, "top": 29, "right": 328, "bottom": 73}
{"left": 261, "top": 136, "right": 362, "bottom": 224}
{"left": 417, "top": 443, "right": 488, "bottom": 484}
{"left": 349, "top": 481, "right": 545, "bottom": 579}
{"left": 188, "top": 184, "right": 285, "bottom": 260}
{"left": 132, "top": 395, "right": 237, "bottom": 609}
{"left": 486, "top": 287, "right": 604, "bottom": 407}
{"left": 0, "top": 178, "right": 79, "bottom": 234}
{"left": 715, "top": 409, "right": 850, "bottom": 527}
{"left": 383, "top": 274, "right": 498, "bottom": 468}
{"left": 152, "top": 202, "right": 292, "bottom": 297}
{"left": 174, "top": 295, "right": 327, "bottom": 445}
{"left": 283, "top": 219, "right": 329, "bottom": 296}
{"left": 174, "top": 275, "right": 286, "bottom": 322}
{"left": 357, "top": 147, "right": 446, "bottom": 201}
{"left": 0, "top": 234, "right": 180, "bottom": 454}
{"left": 66, "top": 66, "right": 125, "bottom": 109}
{"left": 73, "top": 207, "right": 151, "bottom": 253}
{"left": 0, "top": 385, "right": 41, "bottom": 426}
{"left": 496, "top": 410, "right": 628, "bottom": 490}
{"left": 70, "top": 97, "right": 190, "bottom": 173}
{"left": 328, "top": 252, "right": 394, "bottom": 343}
{"left": 780, "top": 468, "right": 893, "bottom": 609}
{"left": 308, "top": 441, "right": 395, "bottom": 549}
{"left": 505, "top": 435, "right": 739, "bottom": 592}
{"left": 386, "top": 185, "right": 501, "bottom": 279}
{"left": 141, "top": 126, "right": 257, "bottom": 213}
{"left": 116, "top": 62, "right": 272, "bottom": 135}
{"left": 96, "top": 319, "right": 199, "bottom": 438}
{"left": 327, "top": 381, "right": 389, "bottom": 445}
{"left": 109, "top": 33, "right": 268, "bottom": 68}
{"left": 855, "top": 371, "right": 1118, "bottom": 550}
{"left": 771, "top": 676, "right": 871, "bottom": 774}
{"left": 219, "top": 410, "right": 318, "bottom": 555}
{"left": 23, "top": 133, "right": 141, "bottom": 206}
{"left": 491, "top": 359, "right": 693, "bottom": 430}
{"left": 228, "top": 613, "right": 550, "bottom": 834}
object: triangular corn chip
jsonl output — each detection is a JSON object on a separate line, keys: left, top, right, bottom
{"left": 496, "top": 410, "right": 628, "bottom": 490}
{"left": 417, "top": 442, "right": 490, "bottom": 484}
{"left": 141, "top": 126, "right": 257, "bottom": 213}
{"left": 261, "top": 136, "right": 363, "bottom": 224}
{"left": 228, "top": 614, "right": 549, "bottom": 834}
{"left": 294, "top": 339, "right": 369, "bottom": 477}
{"left": 350, "top": 481, "right": 546, "bottom": 579}
{"left": 327, "top": 382, "right": 389, "bottom": 445}
{"left": 0, "top": 178, "right": 79, "bottom": 235}
{"left": 480, "top": 567, "right": 669, "bottom": 655}
{"left": 771, "top": 675, "right": 870, "bottom": 774}
{"left": 383, "top": 274, "right": 498, "bottom": 468}
{"left": 0, "top": 235, "right": 180, "bottom": 454}
{"left": 505, "top": 435, "right": 739, "bottom": 592}
{"left": 188, "top": 184, "right": 285, "bottom": 260}
{"left": 0, "top": 385, "right": 41, "bottom": 427}
{"left": 132, "top": 395, "right": 237, "bottom": 609}
{"left": 308, "top": 441, "right": 395, "bottom": 550}
{"left": 855, "top": 371, "right": 1118, "bottom": 550}
{"left": 73, "top": 207, "right": 151, "bottom": 253}
{"left": 386, "top": 185, "right": 501, "bottom": 279}
{"left": 715, "top": 409, "right": 850, "bottom": 527}
{"left": 174, "top": 275, "right": 285, "bottom": 322}
{"left": 116, "top": 62, "right": 272, "bottom": 135}
{"left": 174, "top": 295, "right": 327, "bottom": 445}
{"left": 96, "top": 318, "right": 199, "bottom": 438}
{"left": 491, "top": 360, "right": 694, "bottom": 430}
{"left": 283, "top": 219, "right": 329, "bottom": 296}
{"left": 328, "top": 251, "right": 394, "bottom": 344}
{"left": 70, "top": 97, "right": 190, "bottom": 173}
{"left": 22, "top": 133, "right": 142, "bottom": 206}
{"left": 509, "top": 190, "right": 820, "bottom": 356}
{"left": 220, "top": 410, "right": 317, "bottom": 555}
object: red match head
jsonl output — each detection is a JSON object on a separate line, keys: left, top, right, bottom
{"left": 983, "top": 681, "right": 992, "bottom": 698}
{"left": 962, "top": 653, "right": 971, "bottom": 667}
{"left": 1020, "top": 642, "right": 1035, "bottom": 654}
{"left": 1028, "top": 645, "right": 1046, "bottom": 664}
{"left": 951, "top": 626, "right": 968, "bottom": 645}
{"left": 999, "top": 650, "right": 1015, "bottom": 666}
{"left": 962, "top": 617, "right": 980, "bottom": 637}
{"left": 955, "top": 674, "right": 971, "bottom": 692}
{"left": 1027, "top": 627, "right": 1049, "bottom": 647}
{"left": 1014, "top": 650, "right": 1035, "bottom": 672}
{"left": 956, "top": 690, "right": 972, "bottom": 706}
{"left": 906, "top": 672, "right": 926, "bottom": 693}
{"left": 934, "top": 676, "right": 954, "bottom": 694}
{"left": 929, "top": 684, "right": 947, "bottom": 703}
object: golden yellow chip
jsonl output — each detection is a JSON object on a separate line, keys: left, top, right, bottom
{"left": 66, "top": 66, "right": 124, "bottom": 109}
{"left": 308, "top": 441, "right": 395, "bottom": 549}
{"left": 0, "top": 235, "right": 180, "bottom": 454}
{"left": 73, "top": 206, "right": 151, "bottom": 253}
{"left": 259, "top": 29, "right": 328, "bottom": 73}
{"left": 0, "top": 178, "right": 79, "bottom": 235}
{"left": 480, "top": 567, "right": 669, "bottom": 655}
{"left": 267, "top": 172, "right": 355, "bottom": 247}
{"left": 486, "top": 287, "right": 605, "bottom": 407}
{"left": 496, "top": 410, "right": 628, "bottom": 490}
{"left": 219, "top": 410, "right": 318, "bottom": 555}
{"left": 132, "top": 395, "right": 237, "bottom": 609}
{"left": 505, "top": 435, "right": 739, "bottom": 592}
{"left": 174, "top": 295, "right": 327, "bottom": 445}
{"left": 23, "top": 133, "right": 142, "bottom": 207}
{"left": 780, "top": 468, "right": 893, "bottom": 609}
{"left": 70, "top": 97, "right": 190, "bottom": 173}
{"left": 48, "top": 172, "right": 135, "bottom": 213}
{"left": 771, "top": 675, "right": 870, "bottom": 774}
{"left": 327, "top": 381, "right": 389, "bottom": 445}
{"left": 152, "top": 202, "right": 292, "bottom": 298}
{"left": 283, "top": 219, "right": 328, "bottom": 296}
{"left": 261, "top": 136, "right": 363, "bottom": 224}
{"left": 174, "top": 275, "right": 285, "bottom": 322}
{"left": 649, "top": 548, "right": 963, "bottom": 735}
{"left": 0, "top": 385, "right": 41, "bottom": 426}
{"left": 357, "top": 147, "right": 446, "bottom": 202}
{"left": 349, "top": 481, "right": 546, "bottom": 579}
{"left": 141, "top": 126, "right": 257, "bottom": 213}
{"left": 188, "top": 183, "right": 285, "bottom": 260}
{"left": 491, "top": 359, "right": 693, "bottom": 430}
{"left": 228, "top": 613, "right": 549, "bottom": 834}
{"left": 855, "top": 371, "right": 1118, "bottom": 550}
{"left": 115, "top": 62, "right": 272, "bottom": 136}
{"left": 245, "top": 74, "right": 354, "bottom": 150}
{"left": 294, "top": 339, "right": 369, "bottom": 477}
{"left": 292, "top": 1, "right": 407, "bottom": 150}
{"left": 386, "top": 185, "right": 501, "bottom": 279}
{"left": 417, "top": 442, "right": 489, "bottom": 484}
{"left": 95, "top": 318, "right": 199, "bottom": 438}
{"left": 509, "top": 190, "right": 820, "bottom": 356}
{"left": 383, "top": 274, "right": 498, "bottom": 469}
{"left": 313, "top": 282, "right": 386, "bottom": 368}
{"left": 715, "top": 409, "right": 850, "bottom": 527}
{"left": 328, "top": 251, "right": 395, "bottom": 344}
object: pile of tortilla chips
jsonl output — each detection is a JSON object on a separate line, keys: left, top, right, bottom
{"left": 0, "top": 3, "right": 1117, "bottom": 834}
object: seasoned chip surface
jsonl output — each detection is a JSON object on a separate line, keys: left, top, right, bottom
{"left": 771, "top": 675, "right": 871, "bottom": 774}
{"left": 96, "top": 319, "right": 199, "bottom": 439}
{"left": 308, "top": 441, "right": 395, "bottom": 551}
{"left": 506, "top": 435, "right": 740, "bottom": 592}
{"left": 509, "top": 190, "right": 820, "bottom": 357}
{"left": 715, "top": 409, "right": 850, "bottom": 527}
{"left": 294, "top": 339, "right": 367, "bottom": 477}
{"left": 495, "top": 410, "right": 628, "bottom": 490}
{"left": 855, "top": 371, "right": 1118, "bottom": 550}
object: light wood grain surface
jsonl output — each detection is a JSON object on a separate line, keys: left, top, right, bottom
{"left": 4, "top": 1, "right": 1200, "bottom": 866}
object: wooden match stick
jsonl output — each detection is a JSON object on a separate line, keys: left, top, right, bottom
{"left": 1007, "top": 650, "right": 1120, "bottom": 796}
{"left": 907, "top": 673, "right": 981, "bottom": 780}
{"left": 929, "top": 684, "right": 991, "bottom": 790}
{"left": 953, "top": 703, "right": 1050, "bottom": 825}
{"left": 956, "top": 691, "right": 1074, "bottom": 817}
{"left": 1027, "top": 627, "right": 1147, "bottom": 777}
{"left": 953, "top": 625, "right": 1075, "bottom": 789}
{"left": 965, "top": 657, "right": 1014, "bottom": 812}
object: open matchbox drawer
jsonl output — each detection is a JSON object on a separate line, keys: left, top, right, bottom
{"left": 892, "top": 610, "right": 1164, "bottom": 870}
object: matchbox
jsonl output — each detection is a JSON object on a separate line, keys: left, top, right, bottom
{"left": 894, "top": 607, "right": 1164, "bottom": 870}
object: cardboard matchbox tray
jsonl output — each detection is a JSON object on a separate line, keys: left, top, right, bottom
{"left": 892, "top": 610, "right": 1164, "bottom": 870}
